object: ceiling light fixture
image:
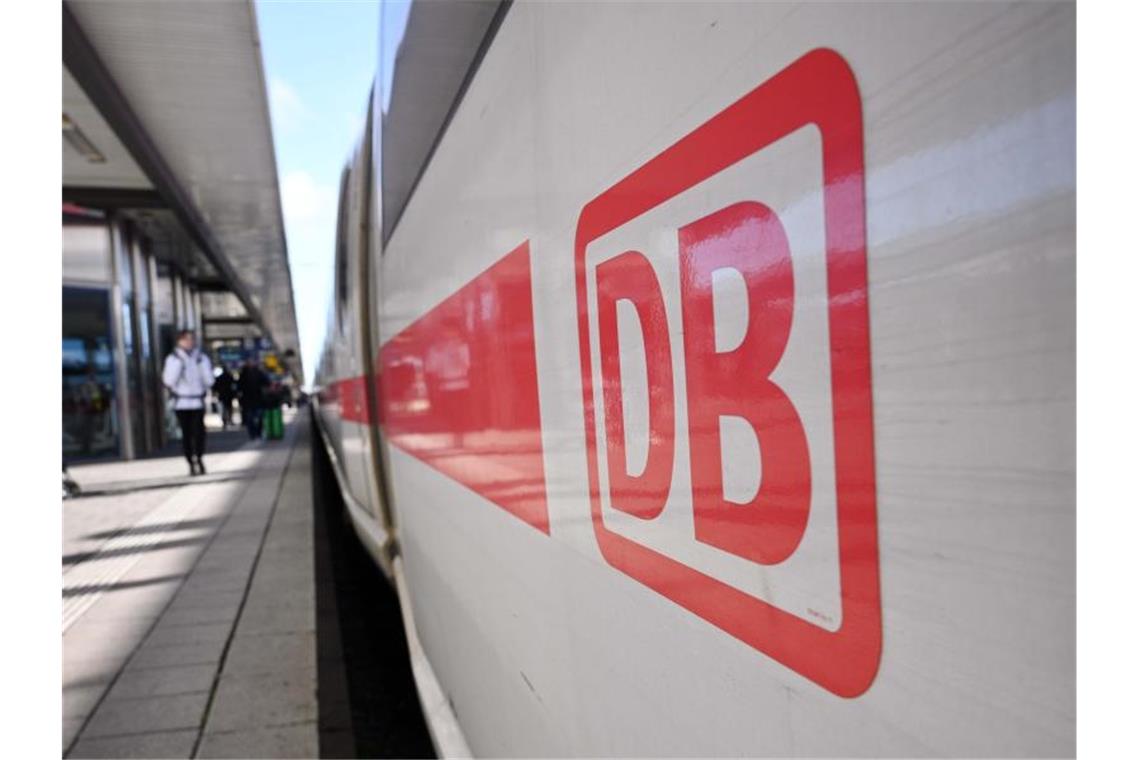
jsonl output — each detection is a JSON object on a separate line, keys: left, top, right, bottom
{"left": 62, "top": 113, "right": 106, "bottom": 164}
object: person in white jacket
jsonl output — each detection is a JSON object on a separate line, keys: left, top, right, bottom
{"left": 162, "top": 330, "right": 214, "bottom": 475}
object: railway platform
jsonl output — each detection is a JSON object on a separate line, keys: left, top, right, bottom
{"left": 63, "top": 411, "right": 317, "bottom": 758}
{"left": 62, "top": 409, "right": 434, "bottom": 759}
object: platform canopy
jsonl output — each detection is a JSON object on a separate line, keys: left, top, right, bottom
{"left": 63, "top": 0, "right": 301, "bottom": 378}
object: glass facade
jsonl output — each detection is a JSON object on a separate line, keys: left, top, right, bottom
{"left": 63, "top": 216, "right": 171, "bottom": 461}
{"left": 62, "top": 287, "right": 117, "bottom": 460}
{"left": 63, "top": 222, "right": 117, "bottom": 460}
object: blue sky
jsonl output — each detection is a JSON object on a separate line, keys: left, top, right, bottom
{"left": 256, "top": 0, "right": 410, "bottom": 382}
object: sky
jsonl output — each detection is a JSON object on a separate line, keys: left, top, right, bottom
{"left": 256, "top": 0, "right": 411, "bottom": 383}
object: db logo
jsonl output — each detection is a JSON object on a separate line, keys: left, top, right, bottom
{"left": 573, "top": 49, "right": 881, "bottom": 697}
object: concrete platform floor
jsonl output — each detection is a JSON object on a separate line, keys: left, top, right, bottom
{"left": 63, "top": 410, "right": 319, "bottom": 758}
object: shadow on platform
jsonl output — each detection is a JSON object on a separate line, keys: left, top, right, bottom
{"left": 142, "top": 425, "right": 260, "bottom": 460}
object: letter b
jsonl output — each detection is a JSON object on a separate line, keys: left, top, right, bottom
{"left": 679, "top": 201, "right": 811, "bottom": 565}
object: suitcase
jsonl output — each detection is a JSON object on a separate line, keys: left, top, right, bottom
{"left": 265, "top": 407, "right": 284, "bottom": 440}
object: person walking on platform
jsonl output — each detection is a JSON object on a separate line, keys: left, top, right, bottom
{"left": 162, "top": 330, "right": 214, "bottom": 476}
{"left": 213, "top": 365, "right": 237, "bottom": 429}
{"left": 237, "top": 357, "right": 269, "bottom": 441}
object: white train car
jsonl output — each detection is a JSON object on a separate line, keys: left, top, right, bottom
{"left": 313, "top": 1, "right": 1075, "bottom": 755}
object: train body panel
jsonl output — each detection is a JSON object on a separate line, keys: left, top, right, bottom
{"left": 340, "top": 123, "right": 385, "bottom": 529}
{"left": 317, "top": 116, "right": 394, "bottom": 571}
{"left": 315, "top": 1, "right": 1074, "bottom": 755}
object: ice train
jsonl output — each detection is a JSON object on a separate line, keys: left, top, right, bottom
{"left": 312, "top": 1, "right": 1075, "bottom": 755}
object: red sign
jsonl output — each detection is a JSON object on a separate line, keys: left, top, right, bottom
{"left": 574, "top": 48, "right": 881, "bottom": 697}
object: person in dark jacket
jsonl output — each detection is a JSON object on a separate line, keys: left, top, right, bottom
{"left": 237, "top": 358, "right": 268, "bottom": 440}
{"left": 213, "top": 366, "right": 237, "bottom": 429}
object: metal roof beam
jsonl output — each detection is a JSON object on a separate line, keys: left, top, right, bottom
{"left": 62, "top": 186, "right": 164, "bottom": 210}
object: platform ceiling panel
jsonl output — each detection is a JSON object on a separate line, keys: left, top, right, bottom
{"left": 63, "top": 68, "right": 151, "bottom": 190}
{"left": 66, "top": 0, "right": 301, "bottom": 372}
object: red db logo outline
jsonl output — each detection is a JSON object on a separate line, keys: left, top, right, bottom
{"left": 573, "top": 48, "right": 881, "bottom": 697}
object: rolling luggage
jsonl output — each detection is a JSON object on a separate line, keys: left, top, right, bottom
{"left": 264, "top": 406, "right": 284, "bottom": 440}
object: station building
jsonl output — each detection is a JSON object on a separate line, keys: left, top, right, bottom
{"left": 61, "top": 1, "right": 300, "bottom": 461}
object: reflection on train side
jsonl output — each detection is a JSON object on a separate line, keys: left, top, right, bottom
{"left": 379, "top": 242, "right": 550, "bottom": 533}
{"left": 382, "top": 357, "right": 429, "bottom": 416}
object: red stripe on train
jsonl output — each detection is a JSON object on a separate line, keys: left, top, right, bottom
{"left": 342, "top": 375, "right": 372, "bottom": 424}
{"left": 318, "top": 376, "right": 371, "bottom": 424}
{"left": 377, "top": 241, "right": 549, "bottom": 533}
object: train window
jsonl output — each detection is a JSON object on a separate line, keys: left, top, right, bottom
{"left": 333, "top": 166, "right": 351, "bottom": 330}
